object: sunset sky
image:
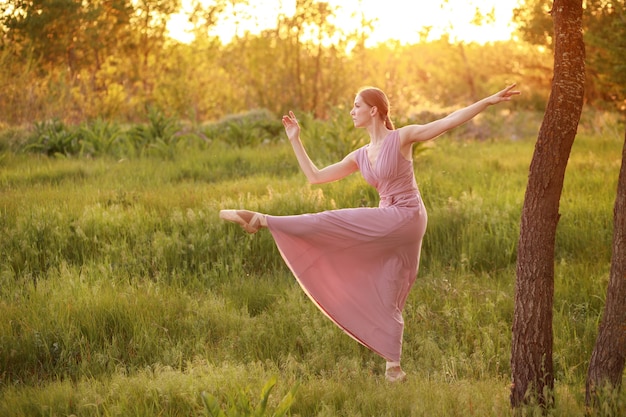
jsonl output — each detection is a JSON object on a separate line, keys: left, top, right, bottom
{"left": 168, "top": 0, "right": 521, "bottom": 45}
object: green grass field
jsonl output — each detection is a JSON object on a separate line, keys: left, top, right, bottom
{"left": 1, "top": 113, "right": 625, "bottom": 416}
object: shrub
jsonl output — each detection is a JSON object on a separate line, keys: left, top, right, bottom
{"left": 204, "top": 109, "right": 284, "bottom": 148}
{"left": 25, "top": 119, "right": 81, "bottom": 157}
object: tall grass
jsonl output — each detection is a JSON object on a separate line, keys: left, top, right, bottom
{"left": 0, "top": 113, "right": 624, "bottom": 416}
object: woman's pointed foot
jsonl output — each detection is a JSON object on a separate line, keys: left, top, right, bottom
{"left": 385, "top": 366, "right": 406, "bottom": 383}
{"left": 219, "top": 210, "right": 265, "bottom": 234}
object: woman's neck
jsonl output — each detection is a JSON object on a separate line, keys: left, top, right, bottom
{"left": 367, "top": 123, "right": 391, "bottom": 146}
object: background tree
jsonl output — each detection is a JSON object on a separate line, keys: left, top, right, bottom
{"left": 0, "top": 0, "right": 136, "bottom": 121}
{"left": 510, "top": 0, "right": 585, "bottom": 408}
{"left": 2, "top": 0, "right": 84, "bottom": 73}
{"left": 273, "top": 0, "right": 356, "bottom": 118}
{"left": 514, "top": 0, "right": 626, "bottom": 105}
{"left": 585, "top": 0, "right": 626, "bottom": 408}
{"left": 126, "top": 0, "right": 181, "bottom": 107}
{"left": 583, "top": 0, "right": 626, "bottom": 108}
{"left": 586, "top": 135, "right": 626, "bottom": 409}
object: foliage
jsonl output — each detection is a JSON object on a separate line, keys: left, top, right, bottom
{"left": 0, "top": 125, "right": 28, "bottom": 153}
{"left": 14, "top": 0, "right": 626, "bottom": 130}
{"left": 24, "top": 119, "right": 82, "bottom": 157}
{"left": 20, "top": 109, "right": 209, "bottom": 158}
{"left": 11, "top": 106, "right": 543, "bottom": 163}
{"left": 127, "top": 107, "right": 186, "bottom": 158}
{"left": 201, "top": 376, "right": 299, "bottom": 417}
{"left": 77, "top": 118, "right": 125, "bottom": 157}
{"left": 513, "top": 0, "right": 626, "bottom": 108}
{"left": 0, "top": 0, "right": 560, "bottom": 126}
{"left": 203, "top": 109, "right": 284, "bottom": 148}
{"left": 584, "top": 0, "right": 626, "bottom": 109}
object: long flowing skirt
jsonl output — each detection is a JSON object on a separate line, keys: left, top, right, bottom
{"left": 266, "top": 204, "right": 427, "bottom": 361}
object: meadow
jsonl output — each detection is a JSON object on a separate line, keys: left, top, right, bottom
{"left": 0, "top": 109, "right": 624, "bottom": 416}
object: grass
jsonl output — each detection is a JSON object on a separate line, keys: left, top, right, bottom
{"left": 0, "top": 115, "right": 625, "bottom": 416}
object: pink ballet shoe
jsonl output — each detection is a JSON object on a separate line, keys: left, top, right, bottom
{"left": 219, "top": 210, "right": 264, "bottom": 234}
{"left": 385, "top": 367, "right": 407, "bottom": 383}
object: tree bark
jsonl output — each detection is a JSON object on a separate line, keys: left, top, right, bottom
{"left": 586, "top": 129, "right": 626, "bottom": 407}
{"left": 510, "top": 0, "right": 585, "bottom": 408}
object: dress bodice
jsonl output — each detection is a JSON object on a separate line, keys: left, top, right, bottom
{"left": 355, "top": 130, "right": 421, "bottom": 208}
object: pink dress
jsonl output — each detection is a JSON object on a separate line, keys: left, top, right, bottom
{"left": 266, "top": 130, "right": 427, "bottom": 361}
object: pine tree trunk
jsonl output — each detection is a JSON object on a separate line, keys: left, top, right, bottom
{"left": 510, "top": 0, "right": 585, "bottom": 408}
{"left": 586, "top": 129, "right": 626, "bottom": 407}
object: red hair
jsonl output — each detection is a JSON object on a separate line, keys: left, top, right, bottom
{"left": 357, "top": 87, "right": 395, "bottom": 130}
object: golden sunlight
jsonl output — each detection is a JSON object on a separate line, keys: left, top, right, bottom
{"left": 168, "top": 0, "right": 520, "bottom": 45}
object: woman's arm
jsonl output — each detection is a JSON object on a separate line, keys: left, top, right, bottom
{"left": 399, "top": 83, "right": 520, "bottom": 145}
{"left": 282, "top": 111, "right": 358, "bottom": 184}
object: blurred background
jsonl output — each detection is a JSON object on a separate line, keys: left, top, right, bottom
{"left": 0, "top": 0, "right": 624, "bottom": 127}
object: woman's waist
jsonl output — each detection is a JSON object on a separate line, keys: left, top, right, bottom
{"left": 379, "top": 190, "right": 422, "bottom": 208}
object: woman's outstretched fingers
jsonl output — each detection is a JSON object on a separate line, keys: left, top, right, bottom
{"left": 503, "top": 83, "right": 521, "bottom": 99}
{"left": 491, "top": 83, "right": 520, "bottom": 103}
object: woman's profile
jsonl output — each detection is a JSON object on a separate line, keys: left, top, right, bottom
{"left": 220, "top": 84, "right": 520, "bottom": 382}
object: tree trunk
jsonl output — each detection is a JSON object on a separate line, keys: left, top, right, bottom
{"left": 586, "top": 128, "right": 626, "bottom": 407}
{"left": 510, "top": 0, "right": 585, "bottom": 408}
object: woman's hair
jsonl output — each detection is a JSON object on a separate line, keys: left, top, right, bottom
{"left": 357, "top": 87, "right": 395, "bottom": 130}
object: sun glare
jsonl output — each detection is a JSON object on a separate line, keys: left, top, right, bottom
{"left": 167, "top": 0, "right": 520, "bottom": 46}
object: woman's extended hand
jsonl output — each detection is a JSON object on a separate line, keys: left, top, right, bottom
{"left": 487, "top": 83, "right": 521, "bottom": 105}
{"left": 282, "top": 111, "right": 300, "bottom": 142}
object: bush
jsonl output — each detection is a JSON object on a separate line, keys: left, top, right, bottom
{"left": 24, "top": 119, "right": 81, "bottom": 157}
{"left": 20, "top": 109, "right": 209, "bottom": 159}
{"left": 203, "top": 109, "right": 284, "bottom": 148}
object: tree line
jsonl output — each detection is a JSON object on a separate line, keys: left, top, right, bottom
{"left": 1, "top": 1, "right": 623, "bottom": 129}
{"left": 0, "top": 0, "right": 555, "bottom": 127}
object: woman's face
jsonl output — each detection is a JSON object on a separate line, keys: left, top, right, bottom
{"left": 350, "top": 94, "right": 373, "bottom": 128}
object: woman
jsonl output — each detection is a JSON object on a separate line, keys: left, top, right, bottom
{"left": 220, "top": 84, "right": 520, "bottom": 382}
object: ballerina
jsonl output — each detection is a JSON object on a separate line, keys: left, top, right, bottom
{"left": 220, "top": 83, "right": 520, "bottom": 382}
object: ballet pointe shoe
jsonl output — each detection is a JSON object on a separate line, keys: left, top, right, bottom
{"left": 385, "top": 366, "right": 407, "bottom": 383}
{"left": 219, "top": 210, "right": 264, "bottom": 234}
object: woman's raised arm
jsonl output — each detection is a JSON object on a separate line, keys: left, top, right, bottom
{"left": 399, "top": 83, "right": 520, "bottom": 145}
{"left": 282, "top": 111, "right": 358, "bottom": 184}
